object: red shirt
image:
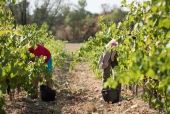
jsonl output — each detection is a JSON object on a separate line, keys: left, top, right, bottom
{"left": 29, "top": 44, "right": 51, "bottom": 63}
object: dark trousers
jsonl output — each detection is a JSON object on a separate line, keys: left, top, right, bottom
{"left": 102, "top": 58, "right": 121, "bottom": 91}
{"left": 102, "top": 58, "right": 113, "bottom": 84}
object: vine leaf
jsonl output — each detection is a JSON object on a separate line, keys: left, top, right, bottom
{"left": 146, "top": 69, "right": 155, "bottom": 78}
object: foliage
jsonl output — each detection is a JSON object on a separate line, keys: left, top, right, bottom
{"left": 6, "top": 0, "right": 126, "bottom": 42}
{"left": 64, "top": 0, "right": 90, "bottom": 42}
{"left": 45, "top": 39, "right": 70, "bottom": 69}
{"left": 0, "top": 1, "right": 70, "bottom": 113}
{"left": 106, "top": 8, "right": 128, "bottom": 24}
{"left": 71, "top": 0, "right": 170, "bottom": 113}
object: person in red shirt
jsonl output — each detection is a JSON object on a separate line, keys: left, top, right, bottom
{"left": 29, "top": 44, "right": 51, "bottom": 64}
{"left": 29, "top": 44, "right": 53, "bottom": 98}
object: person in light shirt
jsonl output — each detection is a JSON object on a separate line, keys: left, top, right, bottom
{"left": 99, "top": 36, "right": 136, "bottom": 89}
{"left": 98, "top": 39, "right": 119, "bottom": 89}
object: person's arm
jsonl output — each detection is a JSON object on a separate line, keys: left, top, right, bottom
{"left": 99, "top": 52, "right": 112, "bottom": 69}
{"left": 111, "top": 50, "right": 117, "bottom": 61}
{"left": 98, "top": 53, "right": 104, "bottom": 69}
{"left": 98, "top": 53, "right": 103, "bottom": 64}
{"left": 111, "top": 51, "right": 118, "bottom": 68}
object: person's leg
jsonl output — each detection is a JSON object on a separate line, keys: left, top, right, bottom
{"left": 46, "top": 78, "right": 53, "bottom": 88}
{"left": 30, "top": 78, "right": 39, "bottom": 99}
{"left": 46, "top": 56, "right": 53, "bottom": 88}
{"left": 110, "top": 60, "right": 121, "bottom": 98}
{"left": 102, "top": 59, "right": 111, "bottom": 89}
{"left": 33, "top": 77, "right": 39, "bottom": 88}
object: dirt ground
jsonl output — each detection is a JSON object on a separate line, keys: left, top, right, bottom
{"left": 65, "top": 43, "right": 82, "bottom": 52}
{"left": 3, "top": 43, "right": 162, "bottom": 114}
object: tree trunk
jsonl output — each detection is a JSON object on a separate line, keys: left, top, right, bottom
{"left": 22, "top": 0, "right": 27, "bottom": 25}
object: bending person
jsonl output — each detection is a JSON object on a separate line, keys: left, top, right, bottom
{"left": 29, "top": 43, "right": 53, "bottom": 99}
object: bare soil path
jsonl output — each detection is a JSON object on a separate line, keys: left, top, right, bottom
{"left": 65, "top": 43, "right": 82, "bottom": 52}
{"left": 3, "top": 43, "right": 161, "bottom": 114}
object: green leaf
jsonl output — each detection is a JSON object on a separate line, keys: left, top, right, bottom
{"left": 151, "top": 5, "right": 158, "bottom": 13}
{"left": 146, "top": 69, "right": 155, "bottom": 78}
{"left": 0, "top": 90, "right": 2, "bottom": 96}
{"left": 166, "top": 31, "right": 170, "bottom": 39}
{"left": 12, "top": 0, "right": 16, "bottom": 4}
{"left": 121, "top": 0, "right": 126, "bottom": 5}
{"left": 159, "top": 19, "right": 170, "bottom": 29}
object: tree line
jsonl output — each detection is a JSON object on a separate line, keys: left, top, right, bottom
{"left": 6, "top": 0, "right": 128, "bottom": 42}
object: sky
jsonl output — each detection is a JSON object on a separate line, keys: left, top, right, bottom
{"left": 70, "top": 0, "right": 144, "bottom": 14}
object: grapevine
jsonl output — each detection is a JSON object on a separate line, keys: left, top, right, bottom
{"left": 71, "top": 0, "right": 170, "bottom": 113}
{"left": 0, "top": 1, "right": 70, "bottom": 113}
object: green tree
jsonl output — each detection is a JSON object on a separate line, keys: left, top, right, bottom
{"left": 106, "top": 7, "right": 128, "bottom": 25}
{"left": 65, "top": 0, "right": 90, "bottom": 42}
{"left": 6, "top": 0, "right": 30, "bottom": 26}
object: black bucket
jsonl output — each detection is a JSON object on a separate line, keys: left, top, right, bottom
{"left": 40, "top": 85, "right": 56, "bottom": 102}
{"left": 102, "top": 89, "right": 120, "bottom": 103}
{"left": 101, "top": 83, "right": 121, "bottom": 103}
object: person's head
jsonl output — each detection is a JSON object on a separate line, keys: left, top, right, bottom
{"left": 105, "top": 39, "right": 118, "bottom": 52}
{"left": 106, "top": 39, "right": 118, "bottom": 48}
